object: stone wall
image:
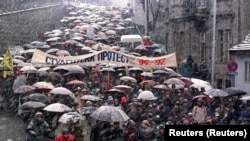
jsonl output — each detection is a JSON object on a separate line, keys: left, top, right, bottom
{"left": 0, "top": 2, "right": 66, "bottom": 53}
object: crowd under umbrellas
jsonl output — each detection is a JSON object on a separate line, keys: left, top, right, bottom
{"left": 0, "top": 2, "right": 250, "bottom": 141}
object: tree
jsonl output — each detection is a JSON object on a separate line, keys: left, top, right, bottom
{"left": 140, "top": 0, "right": 163, "bottom": 32}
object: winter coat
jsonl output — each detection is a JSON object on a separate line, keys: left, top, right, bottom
{"left": 26, "top": 119, "right": 51, "bottom": 141}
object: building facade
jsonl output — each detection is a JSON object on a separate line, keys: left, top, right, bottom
{"left": 229, "top": 34, "right": 250, "bottom": 94}
{"left": 165, "top": 0, "right": 250, "bottom": 89}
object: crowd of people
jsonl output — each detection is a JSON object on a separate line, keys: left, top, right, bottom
{"left": 0, "top": 2, "right": 250, "bottom": 141}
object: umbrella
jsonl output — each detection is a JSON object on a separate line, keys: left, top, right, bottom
{"left": 17, "top": 63, "right": 34, "bottom": 67}
{"left": 91, "top": 43, "right": 110, "bottom": 51}
{"left": 56, "top": 50, "right": 71, "bottom": 56}
{"left": 77, "top": 107, "right": 97, "bottom": 115}
{"left": 224, "top": 87, "right": 248, "bottom": 97}
{"left": 32, "top": 81, "right": 54, "bottom": 90}
{"left": 26, "top": 93, "right": 50, "bottom": 104}
{"left": 204, "top": 89, "right": 229, "bottom": 97}
{"left": 180, "top": 77, "right": 194, "bottom": 86}
{"left": 43, "top": 103, "right": 72, "bottom": 112}
{"left": 114, "top": 85, "right": 133, "bottom": 90}
{"left": 140, "top": 72, "right": 154, "bottom": 77}
{"left": 120, "top": 76, "right": 137, "bottom": 83}
{"left": 191, "top": 78, "right": 211, "bottom": 85}
{"left": 13, "top": 59, "right": 24, "bottom": 64}
{"left": 12, "top": 75, "right": 27, "bottom": 91}
{"left": 58, "top": 112, "right": 84, "bottom": 124}
{"left": 153, "top": 84, "right": 170, "bottom": 90}
{"left": 37, "top": 67, "right": 51, "bottom": 72}
{"left": 64, "top": 65, "right": 85, "bottom": 74}
{"left": 163, "top": 78, "right": 185, "bottom": 85}
{"left": 140, "top": 80, "right": 156, "bottom": 86}
{"left": 153, "top": 70, "right": 169, "bottom": 75}
{"left": 135, "top": 45, "right": 147, "bottom": 50}
{"left": 20, "top": 66, "right": 37, "bottom": 72}
{"left": 91, "top": 105, "right": 129, "bottom": 122}
{"left": 169, "top": 72, "right": 182, "bottom": 77}
{"left": 46, "top": 48, "right": 60, "bottom": 54}
{"left": 190, "top": 83, "right": 212, "bottom": 91}
{"left": 128, "top": 67, "right": 143, "bottom": 71}
{"left": 105, "top": 88, "right": 124, "bottom": 93}
{"left": 20, "top": 101, "right": 46, "bottom": 110}
{"left": 105, "top": 30, "right": 116, "bottom": 35}
{"left": 14, "top": 85, "right": 36, "bottom": 93}
{"left": 66, "top": 80, "right": 85, "bottom": 85}
{"left": 81, "top": 95, "right": 100, "bottom": 101}
{"left": 240, "top": 94, "right": 250, "bottom": 101}
{"left": 137, "top": 90, "right": 157, "bottom": 100}
{"left": 192, "top": 94, "right": 212, "bottom": 103}
{"left": 49, "top": 87, "right": 73, "bottom": 95}
{"left": 99, "top": 68, "right": 115, "bottom": 72}
{"left": 168, "top": 84, "right": 184, "bottom": 90}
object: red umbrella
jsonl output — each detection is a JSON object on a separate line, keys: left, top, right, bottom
{"left": 66, "top": 80, "right": 85, "bottom": 85}
{"left": 180, "top": 77, "right": 194, "bottom": 86}
{"left": 192, "top": 94, "right": 212, "bottom": 103}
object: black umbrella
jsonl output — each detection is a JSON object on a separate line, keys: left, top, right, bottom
{"left": 12, "top": 75, "right": 27, "bottom": 91}
{"left": 26, "top": 93, "right": 50, "bottom": 104}
{"left": 204, "top": 89, "right": 229, "bottom": 97}
{"left": 225, "top": 87, "right": 247, "bottom": 97}
{"left": 19, "top": 101, "right": 46, "bottom": 110}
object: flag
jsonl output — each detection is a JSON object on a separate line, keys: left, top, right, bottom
{"left": 0, "top": 48, "right": 14, "bottom": 78}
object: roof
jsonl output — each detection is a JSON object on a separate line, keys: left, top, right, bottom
{"left": 229, "top": 34, "right": 250, "bottom": 51}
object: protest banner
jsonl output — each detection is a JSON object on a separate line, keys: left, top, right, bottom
{"left": 31, "top": 49, "right": 177, "bottom": 68}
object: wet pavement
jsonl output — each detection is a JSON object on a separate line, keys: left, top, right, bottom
{"left": 0, "top": 110, "right": 26, "bottom": 141}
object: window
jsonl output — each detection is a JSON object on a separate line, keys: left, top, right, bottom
{"left": 225, "top": 80, "right": 231, "bottom": 88}
{"left": 218, "top": 30, "right": 224, "bottom": 62}
{"left": 217, "top": 79, "right": 223, "bottom": 89}
{"left": 244, "top": 61, "right": 250, "bottom": 82}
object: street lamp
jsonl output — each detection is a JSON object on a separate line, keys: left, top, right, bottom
{"left": 211, "top": 0, "right": 217, "bottom": 87}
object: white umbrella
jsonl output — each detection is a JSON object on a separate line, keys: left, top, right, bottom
{"left": 137, "top": 90, "right": 157, "bottom": 100}
{"left": 190, "top": 83, "right": 212, "bottom": 91}
{"left": 240, "top": 94, "right": 250, "bottom": 101}
{"left": 128, "top": 67, "right": 143, "bottom": 71}
{"left": 49, "top": 87, "right": 73, "bottom": 95}
{"left": 91, "top": 106, "right": 129, "bottom": 122}
{"left": 120, "top": 76, "right": 137, "bottom": 83}
{"left": 140, "top": 72, "right": 154, "bottom": 77}
{"left": 43, "top": 103, "right": 72, "bottom": 112}
{"left": 114, "top": 85, "right": 133, "bottom": 90}
{"left": 153, "top": 84, "right": 170, "bottom": 90}
{"left": 81, "top": 95, "right": 100, "bottom": 101}
{"left": 163, "top": 78, "right": 185, "bottom": 85}
{"left": 20, "top": 66, "right": 37, "bottom": 72}
{"left": 58, "top": 112, "right": 84, "bottom": 123}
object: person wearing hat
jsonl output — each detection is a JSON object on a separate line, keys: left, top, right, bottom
{"left": 192, "top": 98, "right": 208, "bottom": 124}
{"left": 137, "top": 120, "right": 156, "bottom": 141}
{"left": 55, "top": 128, "right": 75, "bottom": 141}
{"left": 167, "top": 101, "right": 182, "bottom": 122}
{"left": 26, "top": 112, "right": 51, "bottom": 141}
{"left": 86, "top": 100, "right": 93, "bottom": 107}
{"left": 147, "top": 113, "right": 157, "bottom": 129}
{"left": 166, "top": 117, "right": 175, "bottom": 125}
{"left": 156, "top": 124, "right": 165, "bottom": 141}
{"left": 105, "top": 96, "right": 114, "bottom": 106}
